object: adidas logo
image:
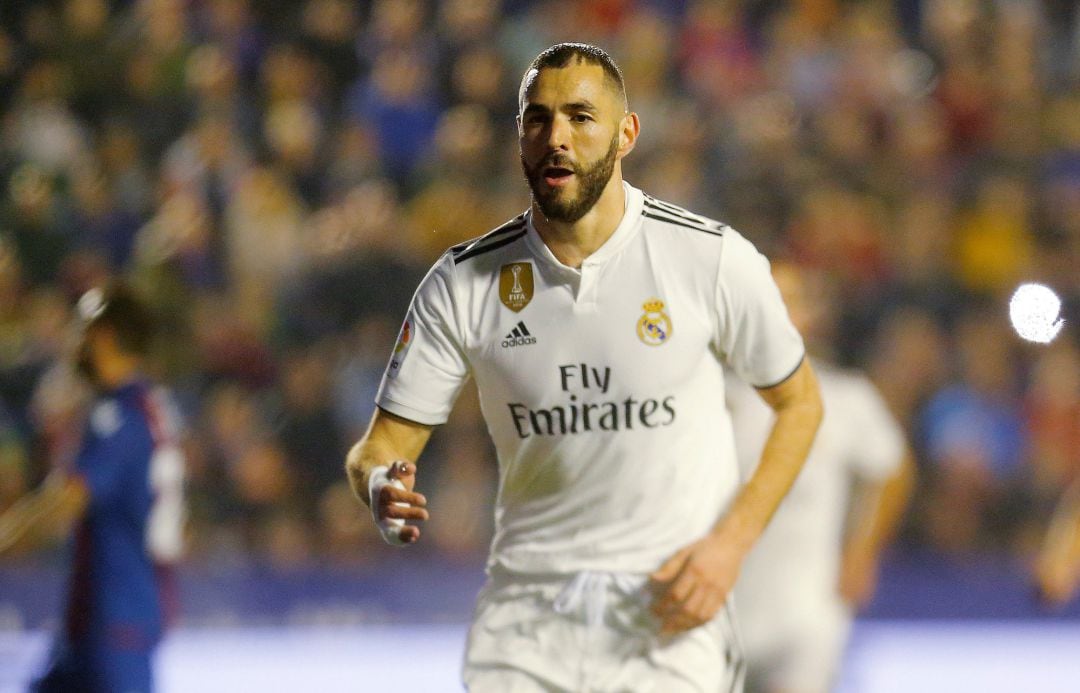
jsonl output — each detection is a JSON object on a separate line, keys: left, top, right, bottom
{"left": 501, "top": 321, "right": 537, "bottom": 348}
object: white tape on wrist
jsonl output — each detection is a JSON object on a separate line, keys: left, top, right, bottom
{"left": 368, "top": 465, "right": 409, "bottom": 546}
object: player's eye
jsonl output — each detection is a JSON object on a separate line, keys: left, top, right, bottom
{"left": 571, "top": 113, "right": 592, "bottom": 123}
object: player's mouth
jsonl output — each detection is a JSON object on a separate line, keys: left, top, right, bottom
{"left": 543, "top": 166, "right": 574, "bottom": 187}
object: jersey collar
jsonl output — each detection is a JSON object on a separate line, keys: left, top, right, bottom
{"left": 524, "top": 182, "right": 645, "bottom": 270}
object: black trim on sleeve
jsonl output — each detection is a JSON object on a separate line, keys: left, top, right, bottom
{"left": 752, "top": 353, "right": 806, "bottom": 390}
{"left": 375, "top": 404, "right": 438, "bottom": 428}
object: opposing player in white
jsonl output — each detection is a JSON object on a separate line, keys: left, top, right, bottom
{"left": 347, "top": 43, "right": 823, "bottom": 692}
{"left": 729, "top": 263, "right": 916, "bottom": 693}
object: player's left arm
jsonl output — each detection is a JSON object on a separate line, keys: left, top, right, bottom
{"left": 838, "top": 451, "right": 917, "bottom": 607}
{"left": 0, "top": 472, "right": 88, "bottom": 557}
{"left": 652, "top": 358, "right": 823, "bottom": 634}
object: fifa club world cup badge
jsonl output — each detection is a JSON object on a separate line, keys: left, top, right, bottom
{"left": 387, "top": 318, "right": 412, "bottom": 378}
{"left": 499, "top": 262, "right": 534, "bottom": 312}
{"left": 637, "top": 299, "right": 672, "bottom": 346}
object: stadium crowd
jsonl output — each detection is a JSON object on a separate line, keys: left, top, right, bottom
{"left": 0, "top": 0, "right": 1077, "bottom": 572}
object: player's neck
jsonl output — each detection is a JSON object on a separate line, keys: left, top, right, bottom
{"left": 532, "top": 174, "right": 626, "bottom": 269}
{"left": 94, "top": 355, "right": 143, "bottom": 392}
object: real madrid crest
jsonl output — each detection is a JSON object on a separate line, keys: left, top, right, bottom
{"left": 637, "top": 298, "right": 672, "bottom": 346}
{"left": 499, "top": 262, "right": 534, "bottom": 312}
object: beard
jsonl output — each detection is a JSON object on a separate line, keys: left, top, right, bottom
{"left": 522, "top": 134, "right": 619, "bottom": 224}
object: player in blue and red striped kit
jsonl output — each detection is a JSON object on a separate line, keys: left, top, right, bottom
{"left": 0, "top": 282, "right": 185, "bottom": 693}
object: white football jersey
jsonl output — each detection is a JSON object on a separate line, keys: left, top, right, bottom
{"left": 376, "top": 183, "right": 804, "bottom": 574}
{"left": 730, "top": 362, "right": 905, "bottom": 639}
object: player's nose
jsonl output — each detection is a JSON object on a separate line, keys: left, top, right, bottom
{"left": 545, "top": 114, "right": 571, "bottom": 151}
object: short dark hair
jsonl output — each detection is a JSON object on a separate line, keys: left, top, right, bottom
{"left": 79, "top": 282, "right": 156, "bottom": 356}
{"left": 523, "top": 43, "right": 627, "bottom": 108}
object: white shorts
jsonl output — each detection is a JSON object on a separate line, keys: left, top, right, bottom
{"left": 463, "top": 568, "right": 745, "bottom": 693}
{"left": 741, "top": 597, "right": 851, "bottom": 693}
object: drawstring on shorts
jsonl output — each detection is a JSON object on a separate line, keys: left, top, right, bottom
{"left": 553, "top": 571, "right": 613, "bottom": 628}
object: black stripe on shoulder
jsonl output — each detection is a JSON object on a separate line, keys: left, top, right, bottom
{"left": 451, "top": 217, "right": 527, "bottom": 259}
{"left": 644, "top": 195, "right": 716, "bottom": 223}
{"left": 489, "top": 214, "right": 528, "bottom": 237}
{"left": 643, "top": 209, "right": 724, "bottom": 237}
{"left": 454, "top": 228, "right": 527, "bottom": 263}
{"left": 644, "top": 198, "right": 727, "bottom": 236}
{"left": 644, "top": 196, "right": 702, "bottom": 222}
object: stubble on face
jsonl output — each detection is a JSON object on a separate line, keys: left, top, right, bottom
{"left": 521, "top": 133, "right": 620, "bottom": 224}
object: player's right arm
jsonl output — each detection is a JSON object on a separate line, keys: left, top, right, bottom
{"left": 349, "top": 249, "right": 471, "bottom": 545}
{"left": 345, "top": 407, "right": 434, "bottom": 544}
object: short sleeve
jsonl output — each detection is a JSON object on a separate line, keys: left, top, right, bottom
{"left": 843, "top": 374, "right": 906, "bottom": 481}
{"left": 715, "top": 231, "right": 805, "bottom": 388}
{"left": 375, "top": 252, "right": 470, "bottom": 425}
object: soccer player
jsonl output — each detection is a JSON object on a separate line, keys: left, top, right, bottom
{"left": 1036, "top": 477, "right": 1080, "bottom": 606}
{"left": 728, "top": 262, "right": 916, "bottom": 693}
{"left": 346, "top": 43, "right": 823, "bottom": 692}
{"left": 0, "top": 282, "right": 185, "bottom": 693}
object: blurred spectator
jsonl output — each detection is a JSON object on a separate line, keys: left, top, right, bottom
{"left": 363, "top": 0, "right": 431, "bottom": 58}
{"left": 194, "top": 0, "right": 266, "bottom": 84}
{"left": 277, "top": 178, "right": 424, "bottom": 347}
{"left": 273, "top": 344, "right": 347, "bottom": 506}
{"left": 298, "top": 0, "right": 363, "bottom": 106}
{"left": 69, "top": 160, "right": 143, "bottom": 271}
{"left": 347, "top": 47, "right": 441, "bottom": 186}
{"left": 331, "top": 317, "right": 396, "bottom": 444}
{"left": 55, "top": 0, "right": 126, "bottom": 126}
{"left": 919, "top": 311, "right": 1029, "bottom": 553}
{"left": 123, "top": 0, "right": 197, "bottom": 159}
{"left": 1025, "top": 340, "right": 1080, "bottom": 490}
{"left": 161, "top": 112, "right": 251, "bottom": 224}
{"left": 407, "top": 104, "right": 515, "bottom": 259}
{"left": 3, "top": 164, "right": 72, "bottom": 287}
{"left": 3, "top": 59, "right": 89, "bottom": 176}
{"left": 224, "top": 166, "right": 304, "bottom": 331}
{"left": 954, "top": 175, "right": 1036, "bottom": 296}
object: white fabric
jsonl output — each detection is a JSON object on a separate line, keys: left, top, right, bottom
{"left": 376, "top": 183, "right": 804, "bottom": 575}
{"left": 729, "top": 362, "right": 905, "bottom": 693}
{"left": 367, "top": 465, "right": 408, "bottom": 546}
{"left": 145, "top": 386, "right": 186, "bottom": 563}
{"left": 463, "top": 569, "right": 744, "bottom": 693}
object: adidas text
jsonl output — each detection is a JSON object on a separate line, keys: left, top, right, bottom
{"left": 502, "top": 335, "right": 537, "bottom": 348}
{"left": 502, "top": 321, "right": 536, "bottom": 348}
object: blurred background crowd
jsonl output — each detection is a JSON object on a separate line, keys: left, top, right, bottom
{"left": 0, "top": 0, "right": 1077, "bottom": 580}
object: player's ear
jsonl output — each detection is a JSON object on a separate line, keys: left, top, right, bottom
{"left": 617, "top": 111, "right": 640, "bottom": 160}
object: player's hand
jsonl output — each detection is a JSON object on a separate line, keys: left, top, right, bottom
{"left": 649, "top": 534, "right": 743, "bottom": 636}
{"left": 372, "top": 461, "right": 429, "bottom": 545}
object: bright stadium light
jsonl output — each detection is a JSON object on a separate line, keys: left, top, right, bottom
{"left": 1009, "top": 282, "right": 1065, "bottom": 344}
